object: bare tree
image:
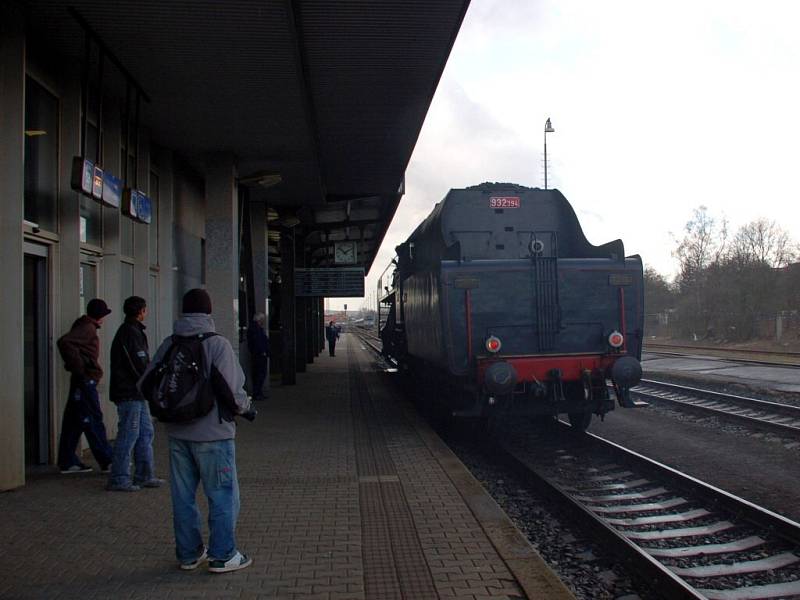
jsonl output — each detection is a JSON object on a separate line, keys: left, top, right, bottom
{"left": 672, "top": 206, "right": 727, "bottom": 336}
{"left": 673, "top": 206, "right": 727, "bottom": 288}
{"left": 729, "top": 218, "right": 796, "bottom": 268}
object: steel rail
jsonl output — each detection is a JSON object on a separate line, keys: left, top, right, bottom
{"left": 644, "top": 344, "right": 800, "bottom": 368}
{"left": 357, "top": 329, "right": 800, "bottom": 598}
{"left": 645, "top": 343, "right": 800, "bottom": 358}
{"left": 634, "top": 379, "right": 800, "bottom": 436}
{"left": 493, "top": 425, "right": 800, "bottom": 599}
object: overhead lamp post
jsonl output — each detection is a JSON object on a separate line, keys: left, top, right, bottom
{"left": 544, "top": 117, "right": 555, "bottom": 190}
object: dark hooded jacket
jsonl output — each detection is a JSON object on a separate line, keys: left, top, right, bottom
{"left": 110, "top": 318, "right": 150, "bottom": 402}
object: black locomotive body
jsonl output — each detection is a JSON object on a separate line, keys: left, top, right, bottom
{"left": 378, "top": 183, "right": 644, "bottom": 429}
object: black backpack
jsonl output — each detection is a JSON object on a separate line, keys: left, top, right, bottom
{"left": 142, "top": 333, "right": 218, "bottom": 423}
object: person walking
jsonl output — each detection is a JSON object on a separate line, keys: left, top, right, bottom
{"left": 56, "top": 298, "right": 114, "bottom": 474}
{"left": 246, "top": 313, "right": 270, "bottom": 401}
{"left": 140, "top": 288, "right": 253, "bottom": 573}
{"left": 107, "top": 296, "right": 164, "bottom": 492}
{"left": 325, "top": 320, "right": 339, "bottom": 357}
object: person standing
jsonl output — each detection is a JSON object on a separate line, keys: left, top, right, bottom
{"left": 325, "top": 320, "right": 339, "bottom": 357}
{"left": 56, "top": 298, "right": 114, "bottom": 474}
{"left": 246, "top": 313, "right": 270, "bottom": 401}
{"left": 107, "top": 296, "right": 164, "bottom": 492}
{"left": 140, "top": 289, "right": 253, "bottom": 573}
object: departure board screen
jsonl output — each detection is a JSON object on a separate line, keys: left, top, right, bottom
{"left": 295, "top": 267, "right": 365, "bottom": 297}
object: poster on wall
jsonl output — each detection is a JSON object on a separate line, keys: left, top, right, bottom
{"left": 101, "top": 172, "right": 122, "bottom": 208}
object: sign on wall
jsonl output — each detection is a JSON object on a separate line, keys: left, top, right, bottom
{"left": 101, "top": 172, "right": 122, "bottom": 208}
{"left": 122, "top": 189, "right": 152, "bottom": 224}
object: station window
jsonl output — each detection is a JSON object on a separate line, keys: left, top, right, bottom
{"left": 24, "top": 77, "right": 59, "bottom": 232}
{"left": 119, "top": 148, "right": 135, "bottom": 258}
{"left": 120, "top": 260, "right": 134, "bottom": 302}
{"left": 79, "top": 121, "right": 103, "bottom": 246}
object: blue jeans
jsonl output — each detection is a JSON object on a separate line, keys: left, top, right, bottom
{"left": 57, "top": 377, "right": 113, "bottom": 470}
{"left": 168, "top": 438, "right": 240, "bottom": 563}
{"left": 109, "top": 400, "right": 155, "bottom": 486}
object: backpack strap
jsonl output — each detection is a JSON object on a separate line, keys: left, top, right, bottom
{"left": 171, "top": 332, "right": 219, "bottom": 343}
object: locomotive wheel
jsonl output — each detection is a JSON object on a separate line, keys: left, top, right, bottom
{"left": 568, "top": 411, "right": 592, "bottom": 432}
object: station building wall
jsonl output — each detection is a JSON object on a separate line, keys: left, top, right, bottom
{"left": 0, "top": 4, "right": 214, "bottom": 490}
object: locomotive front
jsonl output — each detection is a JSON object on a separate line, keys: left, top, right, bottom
{"left": 384, "top": 183, "right": 644, "bottom": 430}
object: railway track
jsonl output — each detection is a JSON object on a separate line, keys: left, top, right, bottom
{"left": 355, "top": 329, "right": 800, "bottom": 598}
{"left": 633, "top": 379, "right": 800, "bottom": 436}
{"left": 493, "top": 424, "right": 800, "bottom": 600}
{"left": 644, "top": 344, "right": 800, "bottom": 368}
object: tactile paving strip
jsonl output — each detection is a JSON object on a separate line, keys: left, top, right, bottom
{"left": 349, "top": 344, "right": 438, "bottom": 599}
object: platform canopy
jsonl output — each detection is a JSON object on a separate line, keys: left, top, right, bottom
{"left": 26, "top": 0, "right": 470, "bottom": 272}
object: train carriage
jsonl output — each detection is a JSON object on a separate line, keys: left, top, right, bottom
{"left": 379, "top": 182, "right": 644, "bottom": 430}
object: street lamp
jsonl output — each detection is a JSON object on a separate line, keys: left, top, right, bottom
{"left": 544, "top": 117, "right": 555, "bottom": 190}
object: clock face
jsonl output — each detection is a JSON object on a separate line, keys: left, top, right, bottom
{"left": 334, "top": 241, "right": 357, "bottom": 264}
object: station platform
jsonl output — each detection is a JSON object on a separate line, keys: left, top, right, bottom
{"left": 0, "top": 334, "right": 571, "bottom": 600}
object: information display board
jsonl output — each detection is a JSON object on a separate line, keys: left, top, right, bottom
{"left": 295, "top": 267, "right": 365, "bottom": 297}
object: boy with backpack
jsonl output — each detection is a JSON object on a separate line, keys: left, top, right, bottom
{"left": 140, "top": 289, "right": 253, "bottom": 573}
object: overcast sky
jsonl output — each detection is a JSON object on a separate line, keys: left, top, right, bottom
{"left": 333, "top": 0, "right": 800, "bottom": 312}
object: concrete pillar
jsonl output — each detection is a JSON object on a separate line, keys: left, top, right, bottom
{"left": 0, "top": 3, "right": 26, "bottom": 490}
{"left": 252, "top": 202, "right": 269, "bottom": 317}
{"left": 319, "top": 298, "right": 325, "bottom": 353}
{"left": 295, "top": 244, "right": 307, "bottom": 373}
{"left": 205, "top": 155, "right": 239, "bottom": 348}
{"left": 153, "top": 147, "right": 175, "bottom": 343}
{"left": 280, "top": 230, "right": 296, "bottom": 385}
{"left": 306, "top": 297, "right": 315, "bottom": 364}
{"left": 311, "top": 297, "right": 320, "bottom": 358}
{"left": 251, "top": 202, "right": 269, "bottom": 398}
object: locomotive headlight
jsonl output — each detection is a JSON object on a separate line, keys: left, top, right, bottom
{"left": 485, "top": 335, "right": 502, "bottom": 353}
{"left": 608, "top": 330, "right": 625, "bottom": 348}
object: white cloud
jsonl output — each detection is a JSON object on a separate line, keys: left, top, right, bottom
{"left": 333, "top": 0, "right": 800, "bottom": 310}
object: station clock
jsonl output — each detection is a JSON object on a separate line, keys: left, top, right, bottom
{"left": 334, "top": 241, "right": 357, "bottom": 264}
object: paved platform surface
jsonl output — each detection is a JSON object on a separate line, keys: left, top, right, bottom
{"left": 642, "top": 352, "right": 800, "bottom": 394}
{"left": 0, "top": 335, "right": 571, "bottom": 600}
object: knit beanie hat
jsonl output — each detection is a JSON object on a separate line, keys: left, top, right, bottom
{"left": 182, "top": 288, "right": 212, "bottom": 314}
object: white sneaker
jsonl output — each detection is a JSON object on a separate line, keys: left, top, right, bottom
{"left": 208, "top": 551, "right": 253, "bottom": 573}
{"left": 179, "top": 547, "right": 208, "bottom": 571}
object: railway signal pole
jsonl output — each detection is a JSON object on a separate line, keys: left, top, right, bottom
{"left": 544, "top": 117, "right": 555, "bottom": 189}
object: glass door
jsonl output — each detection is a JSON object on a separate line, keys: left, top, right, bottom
{"left": 23, "top": 243, "right": 50, "bottom": 465}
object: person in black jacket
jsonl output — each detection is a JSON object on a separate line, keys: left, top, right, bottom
{"left": 107, "top": 296, "right": 163, "bottom": 492}
{"left": 325, "top": 320, "right": 340, "bottom": 357}
{"left": 247, "top": 313, "right": 270, "bottom": 401}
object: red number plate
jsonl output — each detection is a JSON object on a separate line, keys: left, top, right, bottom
{"left": 489, "top": 196, "right": 520, "bottom": 208}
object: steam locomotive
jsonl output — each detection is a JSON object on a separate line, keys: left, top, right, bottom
{"left": 377, "top": 183, "right": 643, "bottom": 430}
